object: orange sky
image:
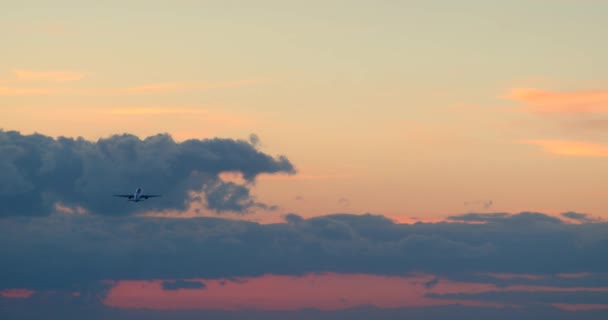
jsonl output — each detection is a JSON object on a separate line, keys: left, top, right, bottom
{"left": 3, "top": 1, "right": 608, "bottom": 220}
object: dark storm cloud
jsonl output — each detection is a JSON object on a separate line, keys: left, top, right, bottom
{"left": 161, "top": 280, "right": 206, "bottom": 291}
{"left": 0, "top": 130, "right": 295, "bottom": 216}
{"left": 2, "top": 211, "right": 608, "bottom": 291}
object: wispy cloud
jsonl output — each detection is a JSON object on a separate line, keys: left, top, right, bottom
{"left": 99, "top": 107, "right": 209, "bottom": 116}
{"left": 258, "top": 173, "right": 355, "bottom": 181}
{"left": 522, "top": 139, "right": 608, "bottom": 157}
{"left": 0, "top": 289, "right": 35, "bottom": 299}
{"left": 118, "top": 82, "right": 188, "bottom": 94}
{"left": 116, "top": 78, "right": 269, "bottom": 95}
{"left": 11, "top": 69, "right": 86, "bottom": 83}
{"left": 504, "top": 88, "right": 608, "bottom": 113}
{"left": 0, "top": 86, "right": 58, "bottom": 96}
{"left": 0, "top": 76, "right": 267, "bottom": 97}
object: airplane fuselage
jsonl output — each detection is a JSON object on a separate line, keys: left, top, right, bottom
{"left": 129, "top": 188, "right": 143, "bottom": 202}
{"left": 113, "top": 188, "right": 160, "bottom": 202}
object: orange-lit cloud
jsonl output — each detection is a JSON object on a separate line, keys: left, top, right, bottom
{"left": 0, "top": 86, "right": 58, "bottom": 96}
{"left": 119, "top": 82, "right": 188, "bottom": 94}
{"left": 0, "top": 105, "right": 256, "bottom": 143}
{"left": 504, "top": 88, "right": 608, "bottom": 113}
{"left": 0, "top": 72, "right": 266, "bottom": 96}
{"left": 54, "top": 203, "right": 88, "bottom": 215}
{"left": 99, "top": 107, "right": 209, "bottom": 116}
{"left": 117, "top": 78, "right": 268, "bottom": 95}
{"left": 258, "top": 173, "right": 355, "bottom": 181}
{"left": 522, "top": 139, "right": 608, "bottom": 157}
{"left": 11, "top": 69, "right": 86, "bottom": 83}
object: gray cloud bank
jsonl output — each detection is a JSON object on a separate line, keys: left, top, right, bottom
{"left": 161, "top": 279, "right": 206, "bottom": 291}
{"left": 1, "top": 211, "right": 607, "bottom": 291}
{"left": 0, "top": 130, "right": 295, "bottom": 216}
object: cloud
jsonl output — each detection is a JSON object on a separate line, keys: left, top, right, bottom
{"left": 0, "top": 86, "right": 58, "bottom": 96}
{"left": 2, "top": 297, "right": 606, "bottom": 320}
{"left": 0, "top": 130, "right": 294, "bottom": 216}
{"left": 447, "top": 212, "right": 563, "bottom": 224}
{"left": 445, "top": 273, "right": 608, "bottom": 290}
{"left": 424, "top": 277, "right": 440, "bottom": 289}
{"left": 522, "top": 140, "right": 608, "bottom": 157}
{"left": 11, "top": 69, "right": 86, "bottom": 83}
{"left": 464, "top": 200, "right": 493, "bottom": 209}
{"left": 258, "top": 173, "right": 355, "bottom": 181}
{"left": 205, "top": 182, "right": 278, "bottom": 213}
{"left": 0, "top": 289, "right": 35, "bottom": 299}
{"left": 114, "top": 79, "right": 268, "bottom": 95}
{"left": 248, "top": 133, "right": 261, "bottom": 147}
{"left": 284, "top": 213, "right": 304, "bottom": 224}
{"left": 119, "top": 82, "right": 187, "bottom": 94}
{"left": 338, "top": 197, "right": 350, "bottom": 207}
{"left": 504, "top": 88, "right": 608, "bottom": 113}
{"left": 0, "top": 70, "right": 266, "bottom": 97}
{"left": 428, "top": 290, "right": 608, "bottom": 305}
{"left": 161, "top": 280, "right": 206, "bottom": 291}
{"left": 98, "top": 107, "right": 209, "bottom": 116}
{"left": 1, "top": 211, "right": 608, "bottom": 291}
{"left": 562, "top": 212, "right": 602, "bottom": 224}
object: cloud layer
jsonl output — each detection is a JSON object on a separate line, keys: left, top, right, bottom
{"left": 0, "top": 130, "right": 295, "bottom": 216}
{"left": 1, "top": 211, "right": 607, "bottom": 291}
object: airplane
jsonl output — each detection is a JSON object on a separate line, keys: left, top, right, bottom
{"left": 113, "top": 188, "right": 161, "bottom": 202}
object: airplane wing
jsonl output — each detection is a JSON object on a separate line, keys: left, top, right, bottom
{"left": 113, "top": 194, "right": 133, "bottom": 198}
{"left": 141, "top": 194, "right": 161, "bottom": 199}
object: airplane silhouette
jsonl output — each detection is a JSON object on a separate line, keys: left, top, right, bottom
{"left": 113, "top": 188, "right": 161, "bottom": 202}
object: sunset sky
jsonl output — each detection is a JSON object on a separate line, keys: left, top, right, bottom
{"left": 2, "top": 1, "right": 608, "bottom": 319}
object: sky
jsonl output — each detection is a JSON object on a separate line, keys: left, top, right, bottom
{"left": 2, "top": 1, "right": 608, "bottom": 319}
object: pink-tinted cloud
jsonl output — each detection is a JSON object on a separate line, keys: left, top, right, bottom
{"left": 483, "top": 273, "right": 544, "bottom": 280}
{"left": 103, "top": 273, "right": 502, "bottom": 311}
{"left": 103, "top": 273, "right": 608, "bottom": 311}
{"left": 0, "top": 289, "right": 35, "bottom": 299}
{"left": 504, "top": 88, "right": 608, "bottom": 113}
